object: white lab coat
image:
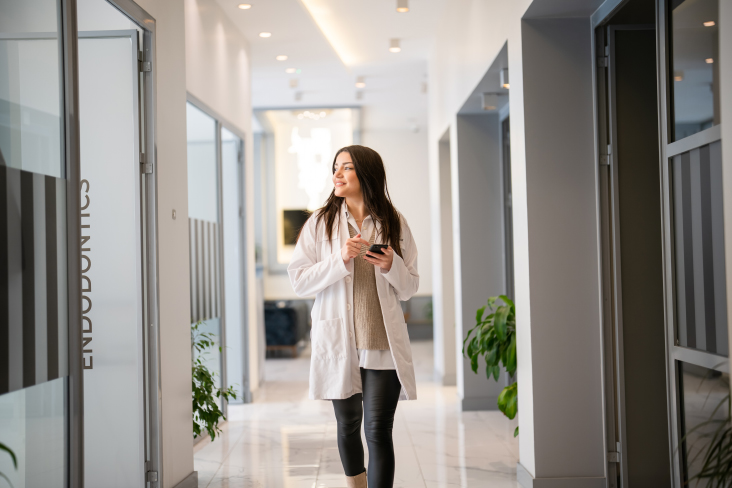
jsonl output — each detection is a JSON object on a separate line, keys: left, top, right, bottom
{"left": 287, "top": 202, "right": 418, "bottom": 401}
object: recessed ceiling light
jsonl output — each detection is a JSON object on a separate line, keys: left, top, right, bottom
{"left": 355, "top": 76, "right": 366, "bottom": 88}
{"left": 259, "top": 32, "right": 272, "bottom": 38}
{"left": 389, "top": 38, "right": 401, "bottom": 53}
{"left": 674, "top": 70, "right": 684, "bottom": 81}
{"left": 276, "top": 55, "right": 288, "bottom": 61}
{"left": 396, "top": 0, "right": 409, "bottom": 12}
{"left": 706, "top": 58, "right": 714, "bottom": 64}
{"left": 703, "top": 21, "right": 716, "bottom": 27}
{"left": 285, "top": 68, "right": 297, "bottom": 74}
{"left": 238, "top": 3, "right": 252, "bottom": 9}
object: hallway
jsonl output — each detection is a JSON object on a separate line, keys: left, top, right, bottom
{"left": 194, "top": 340, "right": 519, "bottom": 487}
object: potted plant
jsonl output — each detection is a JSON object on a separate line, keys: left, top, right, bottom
{"left": 191, "top": 322, "right": 237, "bottom": 441}
{"left": 463, "top": 295, "right": 518, "bottom": 436}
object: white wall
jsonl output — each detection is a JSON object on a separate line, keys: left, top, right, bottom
{"left": 184, "top": 0, "right": 259, "bottom": 403}
{"left": 433, "top": 134, "right": 455, "bottom": 385}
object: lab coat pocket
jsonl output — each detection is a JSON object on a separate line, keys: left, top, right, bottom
{"left": 314, "top": 318, "right": 347, "bottom": 359}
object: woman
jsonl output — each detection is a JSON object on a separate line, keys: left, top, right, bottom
{"left": 288, "top": 145, "right": 418, "bottom": 488}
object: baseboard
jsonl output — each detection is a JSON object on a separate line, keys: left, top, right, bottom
{"left": 173, "top": 471, "right": 198, "bottom": 488}
{"left": 517, "top": 463, "right": 605, "bottom": 488}
{"left": 460, "top": 396, "right": 499, "bottom": 411}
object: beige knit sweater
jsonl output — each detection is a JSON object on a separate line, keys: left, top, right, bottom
{"left": 348, "top": 223, "right": 390, "bottom": 350}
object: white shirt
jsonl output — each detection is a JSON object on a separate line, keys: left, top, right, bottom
{"left": 347, "top": 210, "right": 396, "bottom": 371}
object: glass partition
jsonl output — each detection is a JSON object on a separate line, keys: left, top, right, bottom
{"left": 678, "top": 361, "right": 730, "bottom": 482}
{"left": 187, "top": 102, "right": 223, "bottom": 408}
{"left": 221, "top": 127, "right": 246, "bottom": 402}
{"left": 670, "top": 0, "right": 720, "bottom": 141}
{"left": 0, "top": 1, "right": 70, "bottom": 486}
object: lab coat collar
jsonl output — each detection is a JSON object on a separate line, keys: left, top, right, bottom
{"left": 341, "top": 200, "right": 383, "bottom": 243}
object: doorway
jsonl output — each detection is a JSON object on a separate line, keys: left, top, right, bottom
{"left": 596, "top": 0, "right": 670, "bottom": 485}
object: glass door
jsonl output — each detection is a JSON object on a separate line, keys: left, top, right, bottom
{"left": 221, "top": 126, "right": 249, "bottom": 403}
{"left": 187, "top": 102, "right": 225, "bottom": 419}
{"left": 659, "top": 0, "right": 727, "bottom": 485}
{"left": 77, "top": 27, "right": 146, "bottom": 487}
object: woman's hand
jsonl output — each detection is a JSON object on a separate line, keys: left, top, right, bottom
{"left": 364, "top": 245, "right": 394, "bottom": 272}
{"left": 341, "top": 234, "right": 370, "bottom": 263}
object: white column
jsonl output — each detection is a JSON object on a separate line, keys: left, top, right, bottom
{"left": 514, "top": 17, "right": 606, "bottom": 485}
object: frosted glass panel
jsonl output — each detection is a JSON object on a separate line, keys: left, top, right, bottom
{"left": 79, "top": 32, "right": 145, "bottom": 486}
{"left": 0, "top": 36, "right": 62, "bottom": 177}
{"left": 0, "top": 377, "right": 67, "bottom": 488}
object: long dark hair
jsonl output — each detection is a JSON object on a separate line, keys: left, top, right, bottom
{"left": 309, "top": 145, "right": 403, "bottom": 258}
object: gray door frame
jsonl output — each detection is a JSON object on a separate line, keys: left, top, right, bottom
{"left": 59, "top": 0, "right": 84, "bottom": 485}
{"left": 100, "top": 1, "right": 162, "bottom": 486}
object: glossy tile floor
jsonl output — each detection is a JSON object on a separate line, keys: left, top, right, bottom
{"left": 195, "top": 340, "right": 519, "bottom": 487}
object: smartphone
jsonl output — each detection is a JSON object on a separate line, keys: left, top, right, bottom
{"left": 368, "top": 244, "right": 388, "bottom": 255}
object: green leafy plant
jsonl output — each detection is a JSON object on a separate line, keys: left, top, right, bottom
{"left": 678, "top": 375, "right": 732, "bottom": 486}
{"left": 463, "top": 295, "right": 518, "bottom": 437}
{"left": 192, "top": 322, "right": 237, "bottom": 441}
{"left": 0, "top": 442, "right": 17, "bottom": 487}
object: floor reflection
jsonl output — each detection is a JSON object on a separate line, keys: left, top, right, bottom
{"left": 195, "top": 340, "right": 519, "bottom": 488}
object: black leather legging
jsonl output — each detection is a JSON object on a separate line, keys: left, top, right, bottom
{"left": 332, "top": 368, "right": 402, "bottom": 488}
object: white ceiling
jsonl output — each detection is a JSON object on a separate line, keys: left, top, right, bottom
{"left": 214, "top": 0, "right": 446, "bottom": 130}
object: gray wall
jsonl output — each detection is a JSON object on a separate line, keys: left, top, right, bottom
{"left": 452, "top": 113, "right": 507, "bottom": 410}
{"left": 520, "top": 17, "right": 606, "bottom": 480}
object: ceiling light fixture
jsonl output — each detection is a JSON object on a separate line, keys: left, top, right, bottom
{"left": 237, "top": 3, "right": 252, "bottom": 9}
{"left": 293, "top": 109, "right": 330, "bottom": 120}
{"left": 355, "top": 76, "right": 366, "bottom": 88}
{"left": 276, "top": 55, "right": 288, "bottom": 61}
{"left": 703, "top": 21, "right": 716, "bottom": 27}
{"left": 259, "top": 32, "right": 272, "bottom": 38}
{"left": 285, "top": 68, "right": 297, "bottom": 74}
{"left": 389, "top": 38, "right": 401, "bottom": 53}
{"left": 289, "top": 79, "right": 299, "bottom": 89}
{"left": 706, "top": 58, "right": 714, "bottom": 64}
{"left": 674, "top": 70, "right": 684, "bottom": 82}
{"left": 500, "top": 68, "right": 509, "bottom": 89}
{"left": 396, "top": 0, "right": 409, "bottom": 12}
